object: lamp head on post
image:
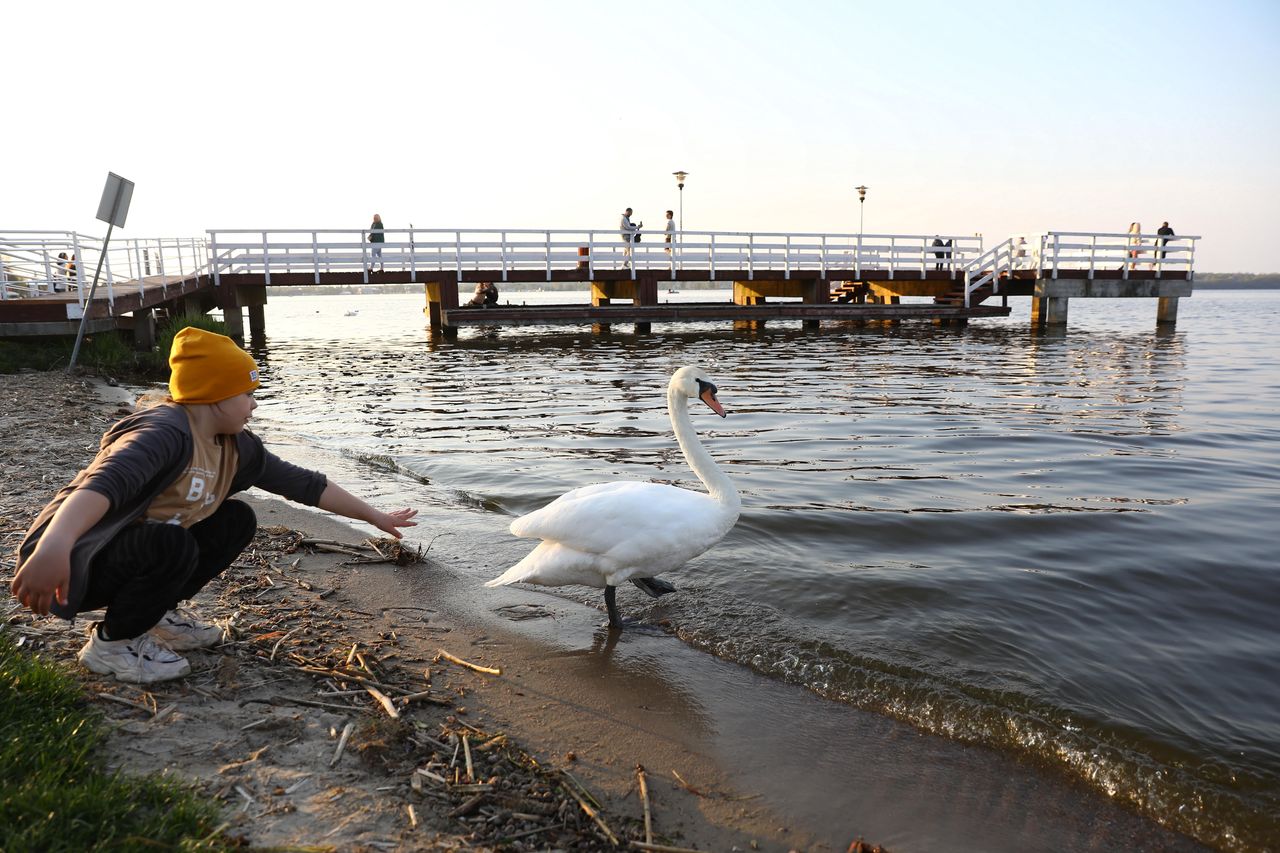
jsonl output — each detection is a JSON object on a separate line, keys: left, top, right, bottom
{"left": 855, "top": 185, "right": 869, "bottom": 242}
{"left": 673, "top": 171, "right": 689, "bottom": 234}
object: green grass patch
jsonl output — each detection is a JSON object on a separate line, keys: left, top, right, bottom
{"left": 0, "top": 632, "right": 235, "bottom": 852}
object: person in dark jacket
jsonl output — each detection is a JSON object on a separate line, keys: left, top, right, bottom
{"left": 10, "top": 328, "right": 418, "bottom": 683}
{"left": 1156, "top": 221, "right": 1175, "bottom": 259}
{"left": 368, "top": 213, "right": 386, "bottom": 273}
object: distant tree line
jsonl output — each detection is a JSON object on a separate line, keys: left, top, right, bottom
{"left": 1193, "top": 273, "right": 1280, "bottom": 289}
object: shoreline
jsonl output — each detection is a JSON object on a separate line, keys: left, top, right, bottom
{"left": 0, "top": 370, "right": 1212, "bottom": 851}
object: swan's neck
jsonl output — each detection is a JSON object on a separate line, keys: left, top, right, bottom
{"left": 669, "top": 388, "right": 741, "bottom": 513}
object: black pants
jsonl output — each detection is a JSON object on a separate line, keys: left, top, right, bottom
{"left": 79, "top": 500, "right": 256, "bottom": 640}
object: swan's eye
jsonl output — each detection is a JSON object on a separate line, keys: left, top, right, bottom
{"left": 695, "top": 379, "right": 718, "bottom": 398}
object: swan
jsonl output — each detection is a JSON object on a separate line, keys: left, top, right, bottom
{"left": 485, "top": 366, "right": 741, "bottom": 629}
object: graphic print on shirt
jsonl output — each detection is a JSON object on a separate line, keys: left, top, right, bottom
{"left": 144, "top": 433, "right": 239, "bottom": 528}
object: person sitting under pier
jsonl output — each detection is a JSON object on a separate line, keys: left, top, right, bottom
{"left": 464, "top": 282, "right": 499, "bottom": 307}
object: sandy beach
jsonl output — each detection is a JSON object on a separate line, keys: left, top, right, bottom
{"left": 0, "top": 370, "right": 1210, "bottom": 852}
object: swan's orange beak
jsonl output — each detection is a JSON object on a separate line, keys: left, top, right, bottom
{"left": 700, "top": 387, "right": 726, "bottom": 418}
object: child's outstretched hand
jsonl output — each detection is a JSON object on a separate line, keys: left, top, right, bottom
{"left": 373, "top": 508, "right": 418, "bottom": 539}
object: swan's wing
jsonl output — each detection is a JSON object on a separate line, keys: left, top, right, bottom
{"left": 510, "top": 481, "right": 724, "bottom": 558}
{"left": 485, "top": 541, "right": 611, "bottom": 589}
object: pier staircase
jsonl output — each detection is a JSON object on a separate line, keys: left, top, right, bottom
{"left": 828, "top": 281, "right": 867, "bottom": 303}
{"left": 937, "top": 238, "right": 1016, "bottom": 307}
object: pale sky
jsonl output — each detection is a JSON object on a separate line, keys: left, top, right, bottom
{"left": 6, "top": 0, "right": 1279, "bottom": 272}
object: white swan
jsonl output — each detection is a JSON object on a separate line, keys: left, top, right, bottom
{"left": 485, "top": 366, "right": 741, "bottom": 629}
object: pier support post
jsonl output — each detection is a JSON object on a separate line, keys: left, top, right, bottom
{"left": 247, "top": 304, "right": 266, "bottom": 339}
{"left": 1157, "top": 296, "right": 1179, "bottom": 325}
{"left": 132, "top": 308, "right": 155, "bottom": 351}
{"left": 240, "top": 283, "right": 268, "bottom": 339}
{"left": 222, "top": 306, "right": 244, "bottom": 339}
{"left": 590, "top": 281, "right": 611, "bottom": 333}
{"left": 424, "top": 281, "right": 460, "bottom": 337}
{"left": 801, "top": 280, "right": 828, "bottom": 329}
{"left": 1031, "top": 296, "right": 1069, "bottom": 328}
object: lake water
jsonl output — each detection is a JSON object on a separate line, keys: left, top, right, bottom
{"left": 244, "top": 287, "right": 1279, "bottom": 851}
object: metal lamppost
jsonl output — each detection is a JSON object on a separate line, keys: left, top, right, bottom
{"left": 673, "top": 171, "right": 688, "bottom": 233}
{"left": 855, "top": 185, "right": 868, "bottom": 237}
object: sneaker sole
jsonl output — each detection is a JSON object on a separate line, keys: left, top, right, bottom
{"left": 78, "top": 652, "right": 192, "bottom": 684}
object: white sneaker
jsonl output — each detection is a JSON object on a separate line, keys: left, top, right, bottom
{"left": 78, "top": 624, "right": 192, "bottom": 684}
{"left": 148, "top": 607, "right": 224, "bottom": 651}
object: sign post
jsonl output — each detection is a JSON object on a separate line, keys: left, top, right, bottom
{"left": 68, "top": 173, "right": 134, "bottom": 370}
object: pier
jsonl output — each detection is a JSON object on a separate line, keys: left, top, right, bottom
{"left": 1, "top": 227, "right": 1198, "bottom": 341}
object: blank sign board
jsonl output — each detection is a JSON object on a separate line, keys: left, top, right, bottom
{"left": 96, "top": 172, "right": 134, "bottom": 228}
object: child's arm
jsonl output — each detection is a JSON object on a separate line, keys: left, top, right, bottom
{"left": 316, "top": 482, "right": 418, "bottom": 539}
{"left": 11, "top": 489, "right": 111, "bottom": 615}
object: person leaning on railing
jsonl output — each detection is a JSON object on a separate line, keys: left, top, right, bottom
{"left": 1156, "top": 221, "right": 1175, "bottom": 259}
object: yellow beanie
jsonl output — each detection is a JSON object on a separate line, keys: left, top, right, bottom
{"left": 168, "top": 327, "right": 261, "bottom": 404}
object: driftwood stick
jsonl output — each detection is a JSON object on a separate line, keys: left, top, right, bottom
{"left": 448, "top": 792, "right": 488, "bottom": 819}
{"left": 330, "top": 721, "right": 355, "bottom": 767}
{"left": 364, "top": 685, "right": 400, "bottom": 719}
{"left": 301, "top": 538, "right": 374, "bottom": 557}
{"left": 269, "top": 627, "right": 300, "bottom": 661}
{"left": 298, "top": 665, "right": 409, "bottom": 695}
{"left": 397, "top": 689, "right": 453, "bottom": 708}
{"left": 561, "top": 782, "right": 619, "bottom": 846}
{"left": 562, "top": 769, "right": 602, "bottom": 808}
{"left": 637, "top": 764, "right": 653, "bottom": 843}
{"left": 462, "top": 734, "right": 474, "bottom": 782}
{"left": 436, "top": 648, "right": 502, "bottom": 676}
{"left": 95, "top": 692, "right": 154, "bottom": 714}
{"left": 242, "top": 695, "right": 355, "bottom": 713}
{"left": 671, "top": 769, "right": 705, "bottom": 797}
{"left": 300, "top": 537, "right": 372, "bottom": 549}
{"left": 416, "top": 767, "right": 449, "bottom": 785}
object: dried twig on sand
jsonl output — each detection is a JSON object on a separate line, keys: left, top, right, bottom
{"left": 330, "top": 721, "right": 355, "bottom": 767}
{"left": 560, "top": 780, "right": 619, "bottom": 846}
{"left": 636, "top": 764, "right": 653, "bottom": 843}
{"left": 363, "top": 685, "right": 400, "bottom": 719}
{"left": 435, "top": 648, "right": 501, "bottom": 676}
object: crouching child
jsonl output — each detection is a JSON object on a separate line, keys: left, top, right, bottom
{"left": 10, "top": 327, "right": 418, "bottom": 684}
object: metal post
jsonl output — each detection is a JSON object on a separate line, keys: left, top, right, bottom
{"left": 68, "top": 223, "right": 115, "bottom": 370}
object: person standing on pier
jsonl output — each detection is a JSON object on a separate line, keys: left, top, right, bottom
{"left": 56, "top": 252, "right": 70, "bottom": 292}
{"left": 367, "top": 213, "right": 385, "bottom": 273}
{"left": 1127, "top": 222, "right": 1142, "bottom": 271}
{"left": 620, "top": 208, "right": 641, "bottom": 257}
{"left": 931, "top": 236, "right": 945, "bottom": 271}
{"left": 10, "top": 328, "right": 418, "bottom": 684}
{"left": 664, "top": 210, "right": 676, "bottom": 255}
{"left": 1156, "top": 221, "right": 1175, "bottom": 259}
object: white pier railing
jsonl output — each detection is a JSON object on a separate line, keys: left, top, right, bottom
{"left": 205, "top": 228, "right": 984, "bottom": 285}
{"left": 0, "top": 231, "right": 209, "bottom": 303}
{"left": 1039, "top": 231, "right": 1197, "bottom": 280}
{"left": 961, "top": 231, "right": 1199, "bottom": 305}
{"left": 2, "top": 228, "right": 1199, "bottom": 307}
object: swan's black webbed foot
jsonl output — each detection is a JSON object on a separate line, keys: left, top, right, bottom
{"left": 604, "top": 585, "right": 625, "bottom": 631}
{"left": 631, "top": 577, "right": 677, "bottom": 599}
